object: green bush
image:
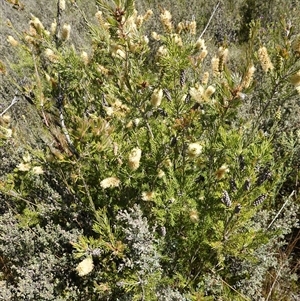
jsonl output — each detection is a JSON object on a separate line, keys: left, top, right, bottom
{"left": 0, "top": 0, "right": 299, "bottom": 300}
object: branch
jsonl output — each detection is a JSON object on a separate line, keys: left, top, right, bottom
{"left": 198, "top": 1, "right": 220, "bottom": 39}
{"left": 0, "top": 91, "right": 19, "bottom": 117}
{"left": 267, "top": 190, "right": 295, "bottom": 230}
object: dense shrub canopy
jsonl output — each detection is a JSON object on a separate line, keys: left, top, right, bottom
{"left": 0, "top": 0, "right": 300, "bottom": 300}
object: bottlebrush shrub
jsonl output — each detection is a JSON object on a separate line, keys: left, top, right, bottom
{"left": 1, "top": 0, "right": 299, "bottom": 299}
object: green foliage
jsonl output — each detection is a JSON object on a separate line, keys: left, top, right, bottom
{"left": 1, "top": 0, "right": 300, "bottom": 300}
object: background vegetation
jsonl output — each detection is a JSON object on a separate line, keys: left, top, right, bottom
{"left": 0, "top": 0, "right": 299, "bottom": 300}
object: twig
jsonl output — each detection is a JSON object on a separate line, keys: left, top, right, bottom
{"left": 0, "top": 91, "right": 19, "bottom": 116}
{"left": 265, "top": 264, "right": 284, "bottom": 301}
{"left": 145, "top": 121, "right": 154, "bottom": 139}
{"left": 199, "top": 1, "right": 220, "bottom": 39}
{"left": 267, "top": 190, "right": 295, "bottom": 230}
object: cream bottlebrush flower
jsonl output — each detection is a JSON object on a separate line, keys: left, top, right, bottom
{"left": 290, "top": 71, "right": 300, "bottom": 87}
{"left": 61, "top": 24, "right": 71, "bottom": 40}
{"left": 151, "top": 88, "right": 163, "bottom": 107}
{"left": 30, "top": 15, "right": 44, "bottom": 34}
{"left": 103, "top": 106, "right": 114, "bottom": 116}
{"left": 114, "top": 49, "right": 126, "bottom": 59}
{"left": 59, "top": 0, "right": 65, "bottom": 11}
{"left": 17, "top": 162, "right": 31, "bottom": 171}
{"left": 96, "top": 64, "right": 109, "bottom": 75}
{"left": 81, "top": 51, "right": 89, "bottom": 65}
{"left": 171, "top": 34, "right": 183, "bottom": 46}
{"left": 24, "top": 35, "right": 34, "bottom": 44}
{"left": 160, "top": 9, "right": 173, "bottom": 31}
{"left": 258, "top": 46, "right": 274, "bottom": 72}
{"left": 201, "top": 72, "right": 210, "bottom": 85}
{"left": 188, "top": 20, "right": 197, "bottom": 35}
{"left": 242, "top": 65, "right": 256, "bottom": 89}
{"left": 211, "top": 56, "right": 220, "bottom": 75}
{"left": 176, "top": 22, "right": 184, "bottom": 34}
{"left": 203, "top": 85, "right": 216, "bottom": 100}
{"left": 190, "top": 85, "right": 204, "bottom": 103}
{"left": 189, "top": 209, "right": 199, "bottom": 222}
{"left": 157, "top": 169, "right": 165, "bottom": 178}
{"left": 1, "top": 114, "right": 11, "bottom": 124}
{"left": 76, "top": 257, "right": 94, "bottom": 277}
{"left": 292, "top": 35, "right": 300, "bottom": 55}
{"left": 0, "top": 126, "right": 12, "bottom": 138}
{"left": 7, "top": 36, "right": 18, "bottom": 47}
{"left": 187, "top": 143, "right": 202, "bottom": 158}
{"left": 23, "top": 152, "right": 32, "bottom": 163}
{"left": 217, "top": 47, "right": 228, "bottom": 71}
{"left": 156, "top": 46, "right": 168, "bottom": 57}
{"left": 151, "top": 31, "right": 161, "bottom": 41}
{"left": 143, "top": 9, "right": 153, "bottom": 21}
{"left": 197, "top": 49, "right": 208, "bottom": 63}
{"left": 44, "top": 48, "right": 59, "bottom": 62}
{"left": 32, "top": 166, "right": 44, "bottom": 175}
{"left": 215, "top": 164, "right": 229, "bottom": 180}
{"left": 142, "top": 191, "right": 155, "bottom": 201}
{"left": 128, "top": 147, "right": 142, "bottom": 171}
{"left": 195, "top": 38, "right": 205, "bottom": 50}
{"left": 100, "top": 177, "right": 120, "bottom": 188}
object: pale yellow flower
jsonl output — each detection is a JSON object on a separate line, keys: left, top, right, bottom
{"left": 157, "top": 169, "right": 165, "bottom": 178}
{"left": 151, "top": 31, "right": 161, "bottom": 41}
{"left": 81, "top": 51, "right": 89, "bottom": 65}
{"left": 17, "top": 162, "right": 31, "bottom": 171}
{"left": 61, "top": 24, "right": 71, "bottom": 41}
{"left": 0, "top": 127, "right": 12, "bottom": 138}
{"left": 59, "top": 0, "right": 65, "bottom": 11}
{"left": 45, "top": 48, "right": 59, "bottom": 62}
{"left": 188, "top": 20, "right": 197, "bottom": 35}
{"left": 115, "top": 49, "right": 126, "bottom": 59}
{"left": 143, "top": 9, "right": 153, "bottom": 21}
{"left": 32, "top": 166, "right": 44, "bottom": 175}
{"left": 195, "top": 38, "right": 205, "bottom": 50}
{"left": 100, "top": 177, "right": 120, "bottom": 189}
{"left": 189, "top": 209, "right": 199, "bottom": 222}
{"left": 23, "top": 152, "right": 32, "bottom": 163}
{"left": 187, "top": 143, "right": 202, "bottom": 158}
{"left": 142, "top": 191, "right": 155, "bottom": 201}
{"left": 292, "top": 35, "right": 300, "bottom": 55}
{"left": 30, "top": 16, "right": 44, "bottom": 34}
{"left": 211, "top": 56, "right": 220, "bottom": 75}
{"left": 215, "top": 164, "right": 229, "bottom": 180}
{"left": 190, "top": 85, "right": 204, "bottom": 103}
{"left": 103, "top": 106, "right": 114, "bottom": 116}
{"left": 156, "top": 46, "right": 168, "bottom": 57}
{"left": 242, "top": 65, "right": 256, "bottom": 89}
{"left": 163, "top": 158, "right": 173, "bottom": 168}
{"left": 76, "top": 257, "right": 94, "bottom": 276}
{"left": 258, "top": 46, "right": 274, "bottom": 72}
{"left": 203, "top": 85, "right": 216, "bottom": 100}
{"left": 1, "top": 114, "right": 11, "bottom": 124}
{"left": 290, "top": 71, "right": 300, "bottom": 87}
{"left": 151, "top": 88, "right": 163, "bottom": 107}
{"left": 201, "top": 72, "right": 210, "bottom": 85}
{"left": 197, "top": 49, "right": 208, "bottom": 63}
{"left": 7, "top": 36, "right": 18, "bottom": 47}
{"left": 128, "top": 147, "right": 142, "bottom": 171}
{"left": 160, "top": 9, "right": 173, "bottom": 32}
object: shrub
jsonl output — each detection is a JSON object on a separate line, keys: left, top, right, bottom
{"left": 0, "top": 0, "right": 299, "bottom": 299}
